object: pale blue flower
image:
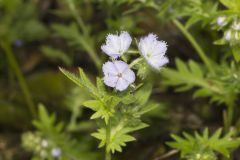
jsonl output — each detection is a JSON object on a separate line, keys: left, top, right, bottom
{"left": 51, "top": 148, "right": 61, "bottom": 158}
{"left": 225, "top": 30, "right": 232, "bottom": 41}
{"left": 101, "top": 31, "right": 132, "bottom": 59}
{"left": 14, "top": 39, "right": 24, "bottom": 47}
{"left": 217, "top": 16, "right": 227, "bottom": 26}
{"left": 138, "top": 33, "right": 168, "bottom": 70}
{"left": 103, "top": 60, "right": 135, "bottom": 91}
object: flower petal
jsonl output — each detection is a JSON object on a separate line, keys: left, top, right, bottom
{"left": 101, "top": 44, "right": 121, "bottom": 59}
{"left": 123, "top": 68, "right": 135, "bottom": 84}
{"left": 113, "top": 60, "right": 129, "bottom": 73}
{"left": 152, "top": 41, "right": 167, "bottom": 56}
{"left": 106, "top": 34, "right": 120, "bottom": 51}
{"left": 102, "top": 61, "right": 118, "bottom": 76}
{"left": 119, "top": 31, "right": 132, "bottom": 53}
{"left": 148, "top": 55, "right": 169, "bottom": 70}
{"left": 138, "top": 33, "right": 157, "bottom": 57}
{"left": 104, "top": 75, "right": 118, "bottom": 88}
{"left": 115, "top": 78, "right": 129, "bottom": 91}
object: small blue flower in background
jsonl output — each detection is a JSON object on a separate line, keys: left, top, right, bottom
{"left": 14, "top": 39, "right": 24, "bottom": 47}
{"left": 217, "top": 16, "right": 227, "bottom": 26}
{"left": 101, "top": 31, "right": 132, "bottom": 59}
{"left": 225, "top": 30, "right": 232, "bottom": 41}
{"left": 103, "top": 60, "right": 135, "bottom": 91}
{"left": 138, "top": 33, "right": 168, "bottom": 70}
{"left": 51, "top": 148, "right": 61, "bottom": 158}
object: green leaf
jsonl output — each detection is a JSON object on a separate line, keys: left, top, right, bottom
{"left": 83, "top": 100, "right": 111, "bottom": 123}
{"left": 83, "top": 100, "right": 101, "bottom": 111}
{"left": 59, "top": 67, "right": 84, "bottom": 88}
{"left": 41, "top": 46, "right": 72, "bottom": 66}
{"left": 33, "top": 104, "right": 64, "bottom": 134}
{"left": 219, "top": 0, "right": 240, "bottom": 10}
{"left": 232, "top": 46, "right": 240, "bottom": 62}
{"left": 78, "top": 68, "right": 99, "bottom": 98}
{"left": 135, "top": 83, "right": 152, "bottom": 106}
{"left": 92, "top": 121, "right": 148, "bottom": 154}
{"left": 167, "top": 128, "right": 240, "bottom": 158}
{"left": 134, "top": 103, "right": 159, "bottom": 117}
{"left": 96, "top": 78, "right": 106, "bottom": 97}
{"left": 60, "top": 67, "right": 100, "bottom": 99}
{"left": 83, "top": 95, "right": 121, "bottom": 123}
{"left": 91, "top": 106, "right": 149, "bottom": 154}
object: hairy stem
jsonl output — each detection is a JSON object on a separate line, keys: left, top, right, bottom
{"left": 172, "top": 19, "right": 214, "bottom": 74}
{"left": 129, "top": 57, "right": 143, "bottom": 68}
{"left": 105, "top": 118, "right": 111, "bottom": 160}
{"left": 1, "top": 41, "right": 36, "bottom": 118}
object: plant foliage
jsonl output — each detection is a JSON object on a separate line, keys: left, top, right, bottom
{"left": 167, "top": 128, "right": 240, "bottom": 159}
{"left": 60, "top": 67, "right": 159, "bottom": 154}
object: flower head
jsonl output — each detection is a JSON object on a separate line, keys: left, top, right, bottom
{"left": 103, "top": 60, "right": 135, "bottom": 91}
{"left": 225, "top": 30, "right": 232, "bottom": 41}
{"left": 51, "top": 148, "right": 61, "bottom": 158}
{"left": 101, "top": 31, "right": 132, "bottom": 59}
{"left": 217, "top": 16, "right": 227, "bottom": 26}
{"left": 14, "top": 39, "right": 24, "bottom": 47}
{"left": 232, "top": 21, "right": 240, "bottom": 30}
{"left": 41, "top": 139, "right": 48, "bottom": 148}
{"left": 138, "top": 33, "right": 168, "bottom": 70}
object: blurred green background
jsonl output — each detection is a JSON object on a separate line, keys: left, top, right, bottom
{"left": 0, "top": 0, "right": 240, "bottom": 160}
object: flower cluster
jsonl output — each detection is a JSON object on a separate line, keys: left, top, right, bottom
{"left": 224, "top": 19, "right": 240, "bottom": 43}
{"left": 101, "top": 31, "right": 168, "bottom": 91}
{"left": 22, "top": 132, "right": 62, "bottom": 159}
{"left": 213, "top": 16, "right": 240, "bottom": 45}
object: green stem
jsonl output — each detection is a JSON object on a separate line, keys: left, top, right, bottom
{"left": 1, "top": 41, "right": 36, "bottom": 118}
{"left": 223, "top": 99, "right": 235, "bottom": 132}
{"left": 129, "top": 57, "right": 143, "bottom": 68}
{"left": 66, "top": 0, "right": 101, "bottom": 70}
{"left": 172, "top": 19, "right": 214, "bottom": 74}
{"left": 80, "top": 39, "right": 101, "bottom": 69}
{"left": 66, "top": 0, "right": 87, "bottom": 32}
{"left": 127, "top": 50, "right": 139, "bottom": 54}
{"left": 105, "top": 118, "right": 111, "bottom": 160}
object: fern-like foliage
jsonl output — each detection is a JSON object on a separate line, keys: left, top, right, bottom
{"left": 30, "top": 104, "right": 99, "bottom": 160}
{"left": 167, "top": 128, "right": 240, "bottom": 159}
{"left": 33, "top": 104, "right": 64, "bottom": 137}
{"left": 220, "top": 0, "right": 240, "bottom": 10}
{"left": 52, "top": 23, "right": 101, "bottom": 68}
{"left": 161, "top": 58, "right": 237, "bottom": 104}
{"left": 0, "top": 0, "right": 48, "bottom": 42}
{"left": 60, "top": 68, "right": 159, "bottom": 153}
{"left": 41, "top": 46, "right": 72, "bottom": 66}
{"left": 92, "top": 119, "right": 148, "bottom": 153}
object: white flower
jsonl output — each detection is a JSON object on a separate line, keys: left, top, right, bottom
{"left": 51, "top": 148, "right": 61, "bottom": 158}
{"left": 103, "top": 60, "right": 135, "bottom": 91}
{"left": 138, "top": 33, "right": 168, "bottom": 70}
{"left": 225, "top": 30, "right": 232, "bottom": 41}
{"left": 217, "top": 16, "right": 227, "bottom": 26}
{"left": 41, "top": 139, "right": 48, "bottom": 148}
{"left": 232, "top": 21, "right": 240, "bottom": 30}
{"left": 101, "top": 31, "right": 132, "bottom": 59}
